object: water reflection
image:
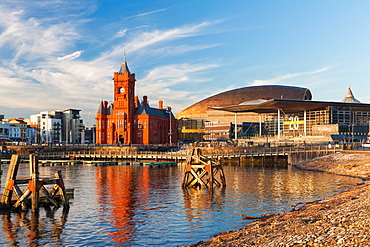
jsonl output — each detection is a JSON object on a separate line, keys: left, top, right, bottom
{"left": 0, "top": 162, "right": 361, "bottom": 246}
{"left": 1, "top": 207, "right": 69, "bottom": 246}
{"left": 182, "top": 187, "right": 226, "bottom": 222}
{"left": 96, "top": 166, "right": 135, "bottom": 245}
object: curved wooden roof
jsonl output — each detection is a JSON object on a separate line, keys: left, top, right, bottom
{"left": 176, "top": 85, "right": 312, "bottom": 119}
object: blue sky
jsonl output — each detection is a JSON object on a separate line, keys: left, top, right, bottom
{"left": 1, "top": 0, "right": 370, "bottom": 126}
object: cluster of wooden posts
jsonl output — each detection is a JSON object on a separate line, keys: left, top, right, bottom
{"left": 182, "top": 148, "right": 226, "bottom": 189}
{"left": 0, "top": 148, "right": 221, "bottom": 214}
{"left": 0, "top": 154, "right": 70, "bottom": 212}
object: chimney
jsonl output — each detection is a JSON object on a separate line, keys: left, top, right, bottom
{"left": 134, "top": 96, "right": 139, "bottom": 108}
{"left": 158, "top": 100, "right": 163, "bottom": 109}
{"left": 142, "top": 96, "right": 149, "bottom": 106}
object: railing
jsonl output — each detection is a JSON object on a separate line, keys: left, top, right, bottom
{"left": 32, "top": 144, "right": 338, "bottom": 162}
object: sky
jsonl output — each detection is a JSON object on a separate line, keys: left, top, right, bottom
{"left": 1, "top": 0, "right": 370, "bottom": 127}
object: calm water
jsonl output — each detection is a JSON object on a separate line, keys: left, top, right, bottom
{"left": 0, "top": 161, "right": 360, "bottom": 246}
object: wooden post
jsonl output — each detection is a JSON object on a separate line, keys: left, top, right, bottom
{"left": 182, "top": 148, "right": 226, "bottom": 189}
{"left": 30, "top": 154, "right": 40, "bottom": 213}
{"left": 0, "top": 146, "right": 2, "bottom": 175}
{"left": 207, "top": 161, "right": 213, "bottom": 188}
{"left": 1, "top": 155, "right": 20, "bottom": 209}
{"left": 55, "top": 170, "right": 69, "bottom": 207}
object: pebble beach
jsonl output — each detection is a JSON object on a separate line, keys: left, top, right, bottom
{"left": 190, "top": 151, "right": 370, "bottom": 247}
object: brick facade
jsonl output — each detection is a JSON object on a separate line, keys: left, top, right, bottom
{"left": 95, "top": 59, "right": 177, "bottom": 145}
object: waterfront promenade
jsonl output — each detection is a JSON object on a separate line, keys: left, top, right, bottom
{"left": 190, "top": 151, "right": 370, "bottom": 246}
{"left": 5, "top": 143, "right": 340, "bottom": 165}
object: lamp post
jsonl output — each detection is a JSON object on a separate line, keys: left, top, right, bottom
{"left": 205, "top": 121, "right": 210, "bottom": 141}
{"left": 167, "top": 107, "right": 172, "bottom": 144}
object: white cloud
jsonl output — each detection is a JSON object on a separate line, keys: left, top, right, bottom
{"left": 0, "top": 8, "right": 82, "bottom": 63}
{"left": 136, "top": 62, "right": 219, "bottom": 113}
{"left": 93, "top": 20, "right": 222, "bottom": 70}
{"left": 129, "top": 8, "right": 170, "bottom": 18}
{"left": 57, "top": 51, "right": 83, "bottom": 61}
{"left": 125, "top": 21, "right": 221, "bottom": 52}
{"left": 249, "top": 66, "right": 334, "bottom": 86}
{"left": 0, "top": 0, "right": 223, "bottom": 119}
{"left": 114, "top": 29, "right": 127, "bottom": 38}
{"left": 142, "top": 44, "right": 219, "bottom": 58}
{"left": 114, "top": 25, "right": 149, "bottom": 39}
{"left": 0, "top": 1, "right": 107, "bottom": 115}
{"left": 140, "top": 62, "right": 218, "bottom": 87}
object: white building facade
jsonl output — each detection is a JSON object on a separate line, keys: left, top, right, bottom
{"left": 29, "top": 109, "right": 84, "bottom": 144}
{"left": 9, "top": 125, "right": 21, "bottom": 140}
{"left": 0, "top": 121, "right": 10, "bottom": 141}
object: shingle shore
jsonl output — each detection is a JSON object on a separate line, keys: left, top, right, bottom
{"left": 188, "top": 151, "right": 370, "bottom": 247}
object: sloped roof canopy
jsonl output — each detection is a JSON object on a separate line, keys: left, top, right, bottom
{"left": 209, "top": 99, "right": 370, "bottom": 114}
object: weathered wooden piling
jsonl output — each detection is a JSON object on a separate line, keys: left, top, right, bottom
{"left": 0, "top": 155, "right": 21, "bottom": 209}
{"left": 30, "top": 154, "right": 40, "bottom": 212}
{"left": 182, "top": 148, "right": 226, "bottom": 189}
{"left": 0, "top": 146, "right": 2, "bottom": 175}
{"left": 1, "top": 154, "right": 70, "bottom": 212}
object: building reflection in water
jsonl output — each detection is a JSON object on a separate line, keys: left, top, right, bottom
{"left": 95, "top": 165, "right": 150, "bottom": 245}
{"left": 182, "top": 187, "right": 226, "bottom": 222}
{"left": 0, "top": 160, "right": 360, "bottom": 246}
{"left": 1, "top": 207, "right": 69, "bottom": 246}
{"left": 227, "top": 162, "right": 358, "bottom": 212}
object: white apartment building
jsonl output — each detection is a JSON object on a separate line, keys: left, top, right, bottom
{"left": 0, "top": 121, "right": 10, "bottom": 141}
{"left": 29, "top": 109, "right": 84, "bottom": 144}
{"left": 30, "top": 111, "right": 62, "bottom": 143}
{"left": 9, "top": 125, "right": 21, "bottom": 140}
{"left": 26, "top": 127, "right": 36, "bottom": 143}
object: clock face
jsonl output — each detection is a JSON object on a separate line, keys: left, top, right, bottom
{"left": 119, "top": 87, "right": 125, "bottom": 93}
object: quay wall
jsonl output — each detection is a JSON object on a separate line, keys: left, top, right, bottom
{"left": 220, "top": 156, "right": 288, "bottom": 166}
{"left": 287, "top": 150, "right": 336, "bottom": 165}
{"left": 5, "top": 144, "right": 338, "bottom": 166}
{"left": 5, "top": 145, "right": 139, "bottom": 156}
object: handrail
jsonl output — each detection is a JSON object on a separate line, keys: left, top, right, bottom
{"left": 31, "top": 144, "right": 337, "bottom": 161}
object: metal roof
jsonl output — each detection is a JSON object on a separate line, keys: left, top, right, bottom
{"left": 134, "top": 103, "right": 174, "bottom": 118}
{"left": 342, "top": 87, "right": 360, "bottom": 103}
{"left": 118, "top": 60, "right": 130, "bottom": 74}
{"left": 209, "top": 99, "right": 370, "bottom": 114}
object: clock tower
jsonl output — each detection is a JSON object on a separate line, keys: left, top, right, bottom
{"left": 112, "top": 59, "right": 136, "bottom": 144}
{"left": 96, "top": 57, "right": 178, "bottom": 145}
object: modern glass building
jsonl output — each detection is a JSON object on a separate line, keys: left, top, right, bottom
{"left": 211, "top": 88, "right": 370, "bottom": 142}
{"left": 177, "top": 86, "right": 370, "bottom": 142}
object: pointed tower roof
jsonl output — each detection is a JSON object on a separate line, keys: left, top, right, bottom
{"left": 107, "top": 103, "right": 114, "bottom": 115}
{"left": 97, "top": 101, "right": 105, "bottom": 114}
{"left": 118, "top": 54, "right": 130, "bottom": 74}
{"left": 342, "top": 87, "right": 360, "bottom": 103}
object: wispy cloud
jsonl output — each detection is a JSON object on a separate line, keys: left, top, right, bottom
{"left": 0, "top": 1, "right": 223, "bottom": 119}
{"left": 99, "top": 20, "right": 222, "bottom": 64}
{"left": 141, "top": 44, "right": 219, "bottom": 58}
{"left": 128, "top": 8, "right": 170, "bottom": 19}
{"left": 114, "top": 25, "right": 149, "bottom": 38}
{"left": 0, "top": 1, "right": 109, "bottom": 116}
{"left": 249, "top": 66, "right": 334, "bottom": 86}
{"left": 136, "top": 62, "right": 219, "bottom": 112}
{"left": 125, "top": 21, "right": 221, "bottom": 52}
{"left": 114, "top": 29, "right": 128, "bottom": 38}
{"left": 58, "top": 51, "right": 83, "bottom": 61}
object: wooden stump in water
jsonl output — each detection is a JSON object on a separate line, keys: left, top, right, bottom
{"left": 182, "top": 148, "right": 226, "bottom": 189}
{"left": 0, "top": 155, "right": 21, "bottom": 210}
{"left": 1, "top": 154, "right": 70, "bottom": 212}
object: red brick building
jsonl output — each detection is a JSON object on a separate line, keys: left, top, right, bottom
{"left": 95, "top": 59, "right": 177, "bottom": 145}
